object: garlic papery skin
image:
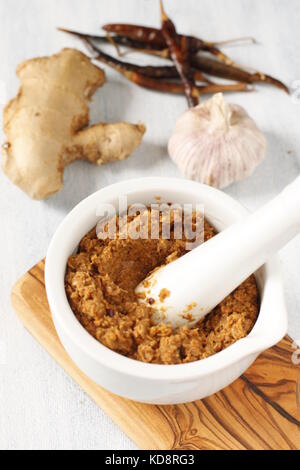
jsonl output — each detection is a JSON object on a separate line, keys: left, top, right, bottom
{"left": 168, "top": 93, "right": 267, "bottom": 189}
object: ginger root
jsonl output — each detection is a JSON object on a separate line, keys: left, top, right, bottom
{"left": 2, "top": 48, "right": 145, "bottom": 199}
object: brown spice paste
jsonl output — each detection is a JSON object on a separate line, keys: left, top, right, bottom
{"left": 65, "top": 208, "right": 259, "bottom": 364}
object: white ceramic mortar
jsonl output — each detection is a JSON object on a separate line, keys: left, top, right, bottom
{"left": 45, "top": 178, "right": 287, "bottom": 404}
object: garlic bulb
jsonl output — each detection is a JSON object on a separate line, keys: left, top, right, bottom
{"left": 168, "top": 93, "right": 267, "bottom": 189}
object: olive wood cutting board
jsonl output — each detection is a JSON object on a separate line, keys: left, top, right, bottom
{"left": 11, "top": 260, "right": 300, "bottom": 450}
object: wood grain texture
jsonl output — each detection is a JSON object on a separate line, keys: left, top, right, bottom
{"left": 11, "top": 260, "right": 300, "bottom": 450}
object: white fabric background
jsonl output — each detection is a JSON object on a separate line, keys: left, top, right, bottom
{"left": 0, "top": 0, "right": 300, "bottom": 450}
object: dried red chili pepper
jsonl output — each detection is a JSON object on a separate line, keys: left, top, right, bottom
{"left": 81, "top": 37, "right": 251, "bottom": 96}
{"left": 124, "top": 38, "right": 288, "bottom": 93}
{"left": 159, "top": 1, "right": 198, "bottom": 107}
{"left": 104, "top": 23, "right": 289, "bottom": 93}
{"left": 103, "top": 23, "right": 234, "bottom": 65}
{"left": 60, "top": 28, "right": 206, "bottom": 81}
{"left": 63, "top": 30, "right": 249, "bottom": 97}
{"left": 80, "top": 35, "right": 198, "bottom": 95}
{"left": 191, "top": 55, "right": 289, "bottom": 93}
{"left": 58, "top": 27, "right": 152, "bottom": 51}
{"left": 60, "top": 15, "right": 288, "bottom": 98}
{"left": 102, "top": 24, "right": 166, "bottom": 49}
{"left": 61, "top": 28, "right": 213, "bottom": 84}
{"left": 111, "top": 69, "right": 250, "bottom": 96}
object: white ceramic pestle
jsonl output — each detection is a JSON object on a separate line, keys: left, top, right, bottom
{"left": 136, "top": 175, "right": 300, "bottom": 327}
